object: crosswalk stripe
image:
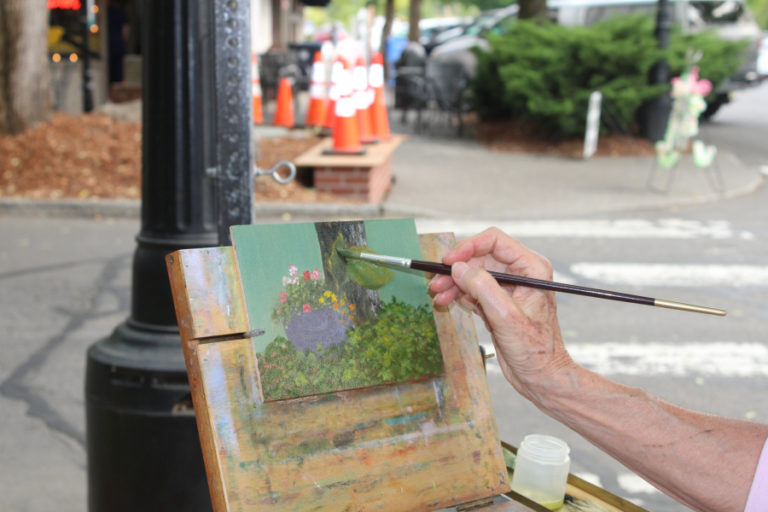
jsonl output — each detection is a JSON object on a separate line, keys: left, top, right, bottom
{"left": 570, "top": 263, "right": 768, "bottom": 287}
{"left": 486, "top": 342, "right": 768, "bottom": 377}
{"left": 415, "top": 219, "right": 751, "bottom": 240}
{"left": 617, "top": 473, "right": 659, "bottom": 495}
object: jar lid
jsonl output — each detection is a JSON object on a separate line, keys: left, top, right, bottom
{"left": 520, "top": 434, "right": 570, "bottom": 464}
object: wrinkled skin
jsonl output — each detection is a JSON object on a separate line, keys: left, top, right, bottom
{"left": 429, "top": 227, "right": 575, "bottom": 402}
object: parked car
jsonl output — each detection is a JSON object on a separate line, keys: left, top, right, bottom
{"left": 420, "top": 17, "right": 473, "bottom": 53}
{"left": 427, "top": 23, "right": 470, "bottom": 51}
{"left": 430, "top": 0, "right": 762, "bottom": 118}
{"left": 758, "top": 31, "right": 768, "bottom": 77}
{"left": 419, "top": 17, "right": 471, "bottom": 47}
{"left": 429, "top": 6, "right": 522, "bottom": 77}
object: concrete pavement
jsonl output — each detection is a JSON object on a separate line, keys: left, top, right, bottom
{"left": 1, "top": 128, "right": 762, "bottom": 221}
{"left": 0, "top": 114, "right": 764, "bottom": 512}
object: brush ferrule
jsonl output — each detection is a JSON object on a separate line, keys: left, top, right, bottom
{"left": 654, "top": 299, "right": 727, "bottom": 316}
{"left": 358, "top": 252, "right": 412, "bottom": 268}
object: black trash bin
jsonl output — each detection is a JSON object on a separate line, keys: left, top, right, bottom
{"left": 394, "top": 42, "right": 429, "bottom": 120}
{"left": 288, "top": 41, "right": 322, "bottom": 91}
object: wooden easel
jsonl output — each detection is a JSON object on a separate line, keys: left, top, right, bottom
{"left": 166, "top": 231, "right": 530, "bottom": 512}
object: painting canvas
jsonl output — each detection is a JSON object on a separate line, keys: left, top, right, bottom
{"left": 231, "top": 219, "right": 444, "bottom": 402}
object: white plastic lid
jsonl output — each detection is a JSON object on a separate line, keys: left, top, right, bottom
{"left": 519, "top": 434, "right": 570, "bottom": 464}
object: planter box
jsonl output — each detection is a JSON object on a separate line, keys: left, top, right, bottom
{"left": 293, "top": 134, "right": 405, "bottom": 203}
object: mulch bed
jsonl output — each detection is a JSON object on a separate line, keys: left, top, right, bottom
{"left": 475, "top": 120, "right": 655, "bottom": 158}
{"left": 0, "top": 112, "right": 655, "bottom": 202}
{"left": 0, "top": 113, "right": 142, "bottom": 200}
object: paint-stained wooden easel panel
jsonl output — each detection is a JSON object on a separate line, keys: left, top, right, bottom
{"left": 167, "top": 233, "right": 509, "bottom": 512}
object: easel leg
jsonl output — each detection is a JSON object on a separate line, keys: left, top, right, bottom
{"left": 647, "top": 161, "right": 676, "bottom": 194}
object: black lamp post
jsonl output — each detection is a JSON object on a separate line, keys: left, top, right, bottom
{"left": 85, "top": 1, "right": 252, "bottom": 511}
{"left": 643, "top": 0, "right": 673, "bottom": 141}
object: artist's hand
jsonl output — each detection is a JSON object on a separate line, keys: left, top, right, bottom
{"left": 429, "top": 228, "right": 575, "bottom": 400}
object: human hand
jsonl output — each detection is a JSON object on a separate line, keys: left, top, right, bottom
{"left": 428, "top": 228, "right": 575, "bottom": 399}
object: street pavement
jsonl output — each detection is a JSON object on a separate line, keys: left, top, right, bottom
{"left": 0, "top": 110, "right": 764, "bottom": 512}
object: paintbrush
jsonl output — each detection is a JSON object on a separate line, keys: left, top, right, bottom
{"left": 336, "top": 249, "right": 726, "bottom": 317}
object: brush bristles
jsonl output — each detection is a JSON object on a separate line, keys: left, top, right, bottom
{"left": 336, "top": 248, "right": 360, "bottom": 260}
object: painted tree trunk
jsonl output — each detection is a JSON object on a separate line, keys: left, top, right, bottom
{"left": 0, "top": 0, "right": 51, "bottom": 134}
{"left": 315, "top": 221, "right": 381, "bottom": 325}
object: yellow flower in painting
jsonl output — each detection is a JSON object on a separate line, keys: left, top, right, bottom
{"left": 318, "top": 297, "right": 325, "bottom": 304}
{"left": 331, "top": 293, "right": 337, "bottom": 302}
{"left": 323, "top": 290, "right": 332, "bottom": 298}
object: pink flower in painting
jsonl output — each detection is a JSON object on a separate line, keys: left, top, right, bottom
{"left": 311, "top": 268, "right": 321, "bottom": 281}
{"left": 288, "top": 265, "right": 298, "bottom": 277}
{"left": 302, "top": 303, "right": 311, "bottom": 313}
{"left": 279, "top": 292, "right": 287, "bottom": 303}
{"left": 303, "top": 270, "right": 311, "bottom": 281}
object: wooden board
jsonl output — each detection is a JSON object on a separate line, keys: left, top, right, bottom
{"left": 167, "top": 232, "right": 510, "bottom": 512}
{"left": 293, "top": 134, "right": 405, "bottom": 168}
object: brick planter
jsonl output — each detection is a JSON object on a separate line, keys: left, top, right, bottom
{"left": 293, "top": 135, "right": 405, "bottom": 203}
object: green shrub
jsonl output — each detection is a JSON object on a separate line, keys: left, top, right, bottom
{"left": 668, "top": 30, "right": 748, "bottom": 98}
{"left": 471, "top": 14, "right": 748, "bottom": 137}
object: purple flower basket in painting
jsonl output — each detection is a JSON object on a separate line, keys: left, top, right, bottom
{"left": 284, "top": 308, "right": 349, "bottom": 351}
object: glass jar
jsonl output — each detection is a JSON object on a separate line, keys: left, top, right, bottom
{"left": 510, "top": 434, "right": 571, "bottom": 510}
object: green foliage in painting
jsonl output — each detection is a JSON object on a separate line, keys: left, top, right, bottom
{"left": 345, "top": 298, "right": 441, "bottom": 382}
{"left": 471, "top": 14, "right": 747, "bottom": 137}
{"left": 259, "top": 298, "right": 443, "bottom": 401}
{"left": 324, "top": 232, "right": 349, "bottom": 290}
{"left": 345, "top": 246, "right": 395, "bottom": 290}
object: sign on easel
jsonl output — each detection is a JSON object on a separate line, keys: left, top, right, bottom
{"left": 583, "top": 91, "right": 602, "bottom": 159}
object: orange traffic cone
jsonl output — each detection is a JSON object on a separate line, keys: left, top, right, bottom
{"left": 325, "top": 59, "right": 364, "bottom": 155}
{"left": 305, "top": 51, "right": 328, "bottom": 127}
{"left": 353, "top": 55, "right": 376, "bottom": 143}
{"left": 323, "top": 57, "right": 344, "bottom": 131}
{"left": 369, "top": 52, "right": 390, "bottom": 140}
{"left": 273, "top": 76, "right": 295, "bottom": 128}
{"left": 251, "top": 53, "right": 263, "bottom": 124}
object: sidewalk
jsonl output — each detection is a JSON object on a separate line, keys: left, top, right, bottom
{"left": 0, "top": 114, "right": 762, "bottom": 221}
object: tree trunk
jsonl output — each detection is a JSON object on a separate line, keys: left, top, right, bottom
{"left": 407, "top": 0, "right": 421, "bottom": 43}
{"left": 518, "top": 0, "right": 549, "bottom": 20}
{"left": 379, "top": 0, "right": 395, "bottom": 80}
{"left": 315, "top": 221, "right": 381, "bottom": 325}
{"left": 0, "top": 0, "right": 51, "bottom": 134}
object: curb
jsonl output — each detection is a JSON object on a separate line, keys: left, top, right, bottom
{"left": 1, "top": 173, "right": 763, "bottom": 221}
{"left": 0, "top": 197, "right": 413, "bottom": 220}
{"left": 0, "top": 198, "right": 142, "bottom": 219}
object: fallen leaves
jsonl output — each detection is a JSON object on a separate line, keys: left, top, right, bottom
{"left": 0, "top": 113, "right": 141, "bottom": 199}
{"left": 0, "top": 113, "right": 347, "bottom": 203}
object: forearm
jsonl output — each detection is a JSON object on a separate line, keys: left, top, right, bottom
{"left": 528, "top": 365, "right": 768, "bottom": 512}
